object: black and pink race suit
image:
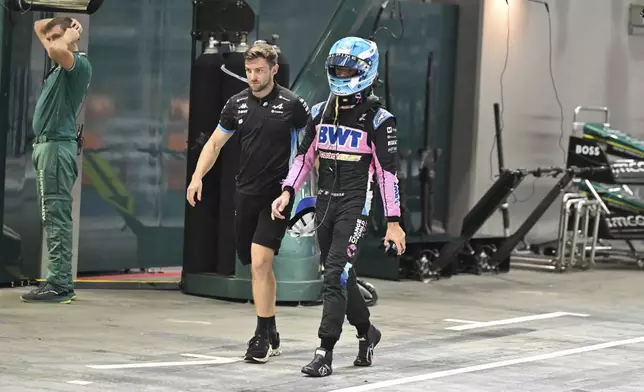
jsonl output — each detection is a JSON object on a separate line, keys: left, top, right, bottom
{"left": 282, "top": 96, "right": 401, "bottom": 341}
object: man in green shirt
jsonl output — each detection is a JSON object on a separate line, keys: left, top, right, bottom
{"left": 21, "top": 17, "right": 92, "bottom": 304}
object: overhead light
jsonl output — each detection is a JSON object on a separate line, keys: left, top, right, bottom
{"left": 6, "top": 0, "right": 104, "bottom": 14}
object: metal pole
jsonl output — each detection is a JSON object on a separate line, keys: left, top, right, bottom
{"left": 493, "top": 103, "right": 510, "bottom": 237}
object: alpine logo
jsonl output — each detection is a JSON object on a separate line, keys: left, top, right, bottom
{"left": 318, "top": 365, "right": 330, "bottom": 376}
{"left": 318, "top": 125, "right": 364, "bottom": 149}
{"left": 374, "top": 112, "right": 386, "bottom": 127}
{"left": 238, "top": 102, "right": 248, "bottom": 114}
{"left": 575, "top": 145, "right": 601, "bottom": 156}
{"left": 373, "top": 108, "right": 392, "bottom": 128}
{"left": 605, "top": 215, "right": 644, "bottom": 228}
{"left": 272, "top": 103, "right": 284, "bottom": 110}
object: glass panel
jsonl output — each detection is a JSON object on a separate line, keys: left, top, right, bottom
{"left": 1, "top": 11, "right": 49, "bottom": 283}
{"left": 78, "top": 0, "right": 192, "bottom": 272}
{"left": 0, "top": 1, "right": 460, "bottom": 285}
{"left": 372, "top": 2, "right": 459, "bottom": 233}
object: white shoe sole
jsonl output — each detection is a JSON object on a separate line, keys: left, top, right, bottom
{"left": 246, "top": 344, "right": 281, "bottom": 363}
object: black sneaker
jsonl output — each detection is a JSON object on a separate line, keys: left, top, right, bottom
{"left": 301, "top": 348, "right": 333, "bottom": 377}
{"left": 269, "top": 331, "right": 281, "bottom": 357}
{"left": 353, "top": 324, "right": 382, "bottom": 366}
{"left": 244, "top": 335, "right": 272, "bottom": 363}
{"left": 21, "top": 284, "right": 74, "bottom": 304}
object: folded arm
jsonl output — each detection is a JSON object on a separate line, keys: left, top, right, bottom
{"left": 34, "top": 18, "right": 54, "bottom": 51}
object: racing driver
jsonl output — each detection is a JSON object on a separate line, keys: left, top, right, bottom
{"left": 271, "top": 36, "right": 406, "bottom": 377}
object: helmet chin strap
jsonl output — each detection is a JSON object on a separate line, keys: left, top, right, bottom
{"left": 337, "top": 86, "right": 373, "bottom": 109}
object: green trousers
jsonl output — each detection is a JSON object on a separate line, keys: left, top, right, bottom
{"left": 32, "top": 141, "right": 78, "bottom": 291}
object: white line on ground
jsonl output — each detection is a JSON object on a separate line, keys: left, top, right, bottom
{"left": 180, "top": 353, "right": 232, "bottom": 360}
{"left": 328, "top": 336, "right": 644, "bottom": 392}
{"left": 445, "top": 312, "right": 590, "bottom": 331}
{"left": 443, "top": 318, "right": 480, "bottom": 324}
{"left": 87, "top": 356, "right": 242, "bottom": 370}
{"left": 67, "top": 380, "right": 94, "bottom": 385}
{"left": 166, "top": 319, "right": 212, "bottom": 325}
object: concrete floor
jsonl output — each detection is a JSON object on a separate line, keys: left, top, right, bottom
{"left": 2, "top": 265, "right": 644, "bottom": 392}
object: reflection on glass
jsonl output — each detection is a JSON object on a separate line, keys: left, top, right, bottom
{"left": 78, "top": 0, "right": 192, "bottom": 272}
{"left": 67, "top": 0, "right": 457, "bottom": 274}
{"left": 1, "top": 11, "right": 50, "bottom": 284}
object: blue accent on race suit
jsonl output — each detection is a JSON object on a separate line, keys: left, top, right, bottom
{"left": 372, "top": 108, "right": 393, "bottom": 129}
{"left": 340, "top": 262, "right": 353, "bottom": 289}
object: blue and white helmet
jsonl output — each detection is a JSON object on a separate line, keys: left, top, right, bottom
{"left": 326, "top": 37, "right": 379, "bottom": 97}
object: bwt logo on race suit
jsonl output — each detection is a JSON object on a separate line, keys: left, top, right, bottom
{"left": 318, "top": 125, "right": 363, "bottom": 149}
{"left": 605, "top": 215, "right": 644, "bottom": 228}
{"left": 575, "top": 145, "right": 601, "bottom": 156}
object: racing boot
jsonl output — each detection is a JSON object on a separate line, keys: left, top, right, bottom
{"left": 301, "top": 347, "right": 333, "bottom": 377}
{"left": 353, "top": 324, "right": 382, "bottom": 366}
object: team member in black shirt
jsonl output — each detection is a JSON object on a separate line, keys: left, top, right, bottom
{"left": 186, "top": 43, "right": 313, "bottom": 363}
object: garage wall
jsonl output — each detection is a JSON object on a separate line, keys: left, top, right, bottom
{"left": 431, "top": 0, "right": 485, "bottom": 234}
{"left": 471, "top": 0, "right": 644, "bottom": 242}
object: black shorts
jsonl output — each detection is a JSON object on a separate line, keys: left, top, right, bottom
{"left": 234, "top": 190, "right": 293, "bottom": 265}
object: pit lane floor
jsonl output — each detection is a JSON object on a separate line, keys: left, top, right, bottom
{"left": 2, "top": 265, "right": 644, "bottom": 392}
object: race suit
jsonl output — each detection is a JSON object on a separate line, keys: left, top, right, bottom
{"left": 282, "top": 96, "right": 401, "bottom": 341}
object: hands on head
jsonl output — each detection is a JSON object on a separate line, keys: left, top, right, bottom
{"left": 66, "top": 18, "right": 82, "bottom": 42}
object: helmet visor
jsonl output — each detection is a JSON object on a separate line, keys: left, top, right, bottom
{"left": 326, "top": 54, "right": 370, "bottom": 78}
